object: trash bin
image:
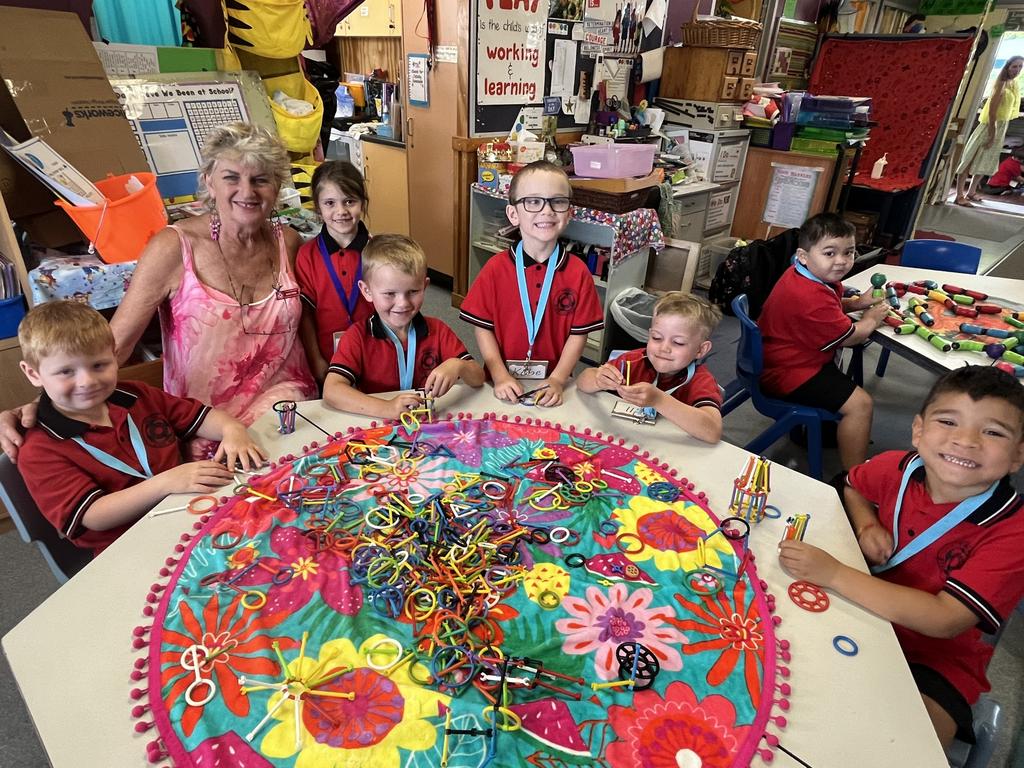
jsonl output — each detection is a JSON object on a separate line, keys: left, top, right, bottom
{"left": 607, "top": 288, "right": 657, "bottom": 349}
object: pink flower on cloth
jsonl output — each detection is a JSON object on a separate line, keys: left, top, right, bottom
{"left": 606, "top": 680, "right": 751, "bottom": 768}
{"left": 555, "top": 583, "right": 685, "bottom": 680}
{"left": 233, "top": 526, "right": 362, "bottom": 619}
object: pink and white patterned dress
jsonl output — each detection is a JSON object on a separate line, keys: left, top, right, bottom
{"left": 159, "top": 225, "right": 316, "bottom": 457}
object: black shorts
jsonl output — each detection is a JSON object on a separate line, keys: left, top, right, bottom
{"left": 776, "top": 362, "right": 857, "bottom": 414}
{"left": 910, "top": 663, "right": 975, "bottom": 744}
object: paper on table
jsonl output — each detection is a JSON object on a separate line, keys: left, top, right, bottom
{"left": 550, "top": 39, "right": 578, "bottom": 98}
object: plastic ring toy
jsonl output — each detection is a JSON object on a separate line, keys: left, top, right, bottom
{"left": 549, "top": 526, "right": 571, "bottom": 543}
{"left": 720, "top": 516, "right": 751, "bottom": 540}
{"left": 564, "top": 553, "right": 586, "bottom": 568}
{"left": 833, "top": 635, "right": 858, "bottom": 656}
{"left": 241, "top": 590, "right": 267, "bottom": 611}
{"left": 684, "top": 568, "right": 724, "bottom": 597}
{"left": 615, "top": 533, "right": 645, "bottom": 554}
{"left": 187, "top": 495, "right": 218, "bottom": 515}
{"left": 366, "top": 637, "right": 405, "bottom": 670}
{"left": 482, "top": 705, "right": 522, "bottom": 732}
{"left": 598, "top": 520, "right": 619, "bottom": 536}
{"left": 615, "top": 642, "right": 660, "bottom": 690}
{"left": 536, "top": 590, "right": 562, "bottom": 610}
{"left": 763, "top": 505, "right": 783, "bottom": 519}
{"left": 211, "top": 528, "right": 243, "bottom": 550}
{"left": 788, "top": 580, "right": 830, "bottom": 612}
{"left": 647, "top": 481, "right": 681, "bottom": 502}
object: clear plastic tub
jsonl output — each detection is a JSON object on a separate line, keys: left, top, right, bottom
{"left": 570, "top": 143, "right": 657, "bottom": 179}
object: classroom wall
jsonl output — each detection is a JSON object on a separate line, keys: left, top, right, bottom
{"left": 928, "top": 8, "right": 1009, "bottom": 120}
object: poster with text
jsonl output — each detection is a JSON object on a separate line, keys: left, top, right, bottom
{"left": 477, "top": 0, "right": 548, "bottom": 105}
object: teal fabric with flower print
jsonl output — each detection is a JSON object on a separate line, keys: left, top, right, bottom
{"left": 138, "top": 416, "right": 784, "bottom": 767}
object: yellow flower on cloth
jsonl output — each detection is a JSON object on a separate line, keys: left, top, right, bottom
{"left": 614, "top": 495, "right": 734, "bottom": 572}
{"left": 260, "top": 634, "right": 449, "bottom": 767}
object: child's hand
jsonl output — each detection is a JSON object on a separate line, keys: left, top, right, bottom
{"left": 534, "top": 378, "right": 564, "bottom": 407}
{"left": 387, "top": 392, "right": 425, "bottom": 419}
{"left": 214, "top": 424, "right": 266, "bottom": 472}
{"left": 492, "top": 371, "right": 524, "bottom": 402}
{"left": 778, "top": 541, "right": 841, "bottom": 587}
{"left": 159, "top": 461, "right": 235, "bottom": 495}
{"left": 594, "top": 362, "right": 625, "bottom": 390}
{"left": 423, "top": 359, "right": 462, "bottom": 398}
{"left": 856, "top": 522, "right": 894, "bottom": 566}
{"left": 864, "top": 301, "right": 890, "bottom": 326}
{"left": 617, "top": 382, "right": 663, "bottom": 409}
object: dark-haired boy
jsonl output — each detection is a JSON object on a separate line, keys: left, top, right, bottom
{"left": 757, "top": 213, "right": 890, "bottom": 469}
{"left": 780, "top": 365, "right": 1024, "bottom": 749}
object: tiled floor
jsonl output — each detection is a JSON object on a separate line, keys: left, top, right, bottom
{"left": 918, "top": 199, "right": 1024, "bottom": 274}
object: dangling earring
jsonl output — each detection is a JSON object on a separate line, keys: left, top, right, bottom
{"left": 270, "top": 210, "right": 283, "bottom": 239}
{"left": 209, "top": 209, "right": 221, "bottom": 242}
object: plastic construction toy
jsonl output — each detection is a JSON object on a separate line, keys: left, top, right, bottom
{"left": 729, "top": 455, "right": 772, "bottom": 524}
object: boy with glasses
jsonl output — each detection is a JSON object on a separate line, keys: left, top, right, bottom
{"left": 460, "top": 161, "right": 603, "bottom": 406}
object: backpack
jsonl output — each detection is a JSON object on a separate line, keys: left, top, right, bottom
{"left": 708, "top": 228, "right": 800, "bottom": 319}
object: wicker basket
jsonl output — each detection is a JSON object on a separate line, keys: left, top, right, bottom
{"left": 680, "top": 8, "right": 761, "bottom": 49}
{"left": 571, "top": 186, "right": 651, "bottom": 214}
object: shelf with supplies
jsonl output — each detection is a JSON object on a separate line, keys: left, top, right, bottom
{"left": 468, "top": 184, "right": 664, "bottom": 363}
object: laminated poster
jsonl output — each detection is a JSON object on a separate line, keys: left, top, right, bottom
{"left": 763, "top": 163, "right": 822, "bottom": 229}
{"left": 476, "top": 0, "right": 546, "bottom": 105}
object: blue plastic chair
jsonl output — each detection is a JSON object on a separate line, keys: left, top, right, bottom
{"left": 0, "top": 454, "right": 91, "bottom": 583}
{"left": 724, "top": 295, "right": 842, "bottom": 480}
{"left": 872, "top": 239, "right": 983, "bottom": 378}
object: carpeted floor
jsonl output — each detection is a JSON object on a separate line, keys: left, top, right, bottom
{"left": 2, "top": 284, "right": 1022, "bottom": 766}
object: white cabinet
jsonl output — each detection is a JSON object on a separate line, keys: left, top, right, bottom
{"left": 468, "top": 185, "right": 653, "bottom": 363}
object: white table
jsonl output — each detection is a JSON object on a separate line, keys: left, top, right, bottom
{"left": 846, "top": 265, "right": 1024, "bottom": 377}
{"left": 2, "top": 386, "right": 947, "bottom": 768}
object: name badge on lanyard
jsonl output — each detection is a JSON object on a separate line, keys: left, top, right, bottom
{"left": 507, "top": 242, "right": 559, "bottom": 380}
{"left": 611, "top": 360, "right": 695, "bottom": 425}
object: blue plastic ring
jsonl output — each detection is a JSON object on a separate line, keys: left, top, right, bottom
{"left": 833, "top": 635, "right": 858, "bottom": 656}
{"left": 763, "top": 505, "right": 782, "bottom": 519}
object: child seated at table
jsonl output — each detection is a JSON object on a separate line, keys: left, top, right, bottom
{"left": 459, "top": 160, "right": 603, "bottom": 407}
{"left": 577, "top": 292, "right": 724, "bottom": 443}
{"left": 979, "top": 147, "right": 1024, "bottom": 196}
{"left": 324, "top": 234, "right": 484, "bottom": 419}
{"left": 757, "top": 213, "right": 890, "bottom": 469}
{"left": 16, "top": 301, "right": 263, "bottom": 556}
{"left": 779, "top": 365, "right": 1024, "bottom": 749}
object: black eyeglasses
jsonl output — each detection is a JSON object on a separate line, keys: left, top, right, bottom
{"left": 511, "top": 196, "right": 572, "bottom": 213}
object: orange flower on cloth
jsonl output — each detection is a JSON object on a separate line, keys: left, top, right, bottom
{"left": 259, "top": 634, "right": 449, "bottom": 767}
{"left": 160, "top": 591, "right": 299, "bottom": 737}
{"left": 613, "top": 495, "right": 735, "bottom": 572}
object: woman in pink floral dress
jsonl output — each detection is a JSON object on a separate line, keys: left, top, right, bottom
{"left": 1, "top": 123, "right": 316, "bottom": 461}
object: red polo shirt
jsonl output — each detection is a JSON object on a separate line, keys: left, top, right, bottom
{"left": 757, "top": 265, "right": 853, "bottom": 395}
{"left": 327, "top": 313, "right": 473, "bottom": 394}
{"left": 987, "top": 156, "right": 1022, "bottom": 189}
{"left": 848, "top": 450, "right": 1024, "bottom": 704}
{"left": 459, "top": 242, "right": 604, "bottom": 369}
{"left": 612, "top": 348, "right": 722, "bottom": 410}
{"left": 295, "top": 224, "right": 374, "bottom": 360}
{"left": 18, "top": 382, "right": 210, "bottom": 556}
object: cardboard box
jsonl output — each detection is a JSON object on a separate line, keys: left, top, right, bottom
{"left": 0, "top": 7, "right": 150, "bottom": 240}
{"left": 569, "top": 169, "right": 663, "bottom": 194}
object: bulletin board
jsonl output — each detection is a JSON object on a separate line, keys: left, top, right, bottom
{"left": 470, "top": 0, "right": 594, "bottom": 136}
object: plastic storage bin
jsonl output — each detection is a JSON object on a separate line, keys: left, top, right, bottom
{"left": 697, "top": 233, "right": 739, "bottom": 288}
{"left": 570, "top": 143, "right": 657, "bottom": 179}
{"left": 0, "top": 295, "right": 26, "bottom": 339}
{"left": 56, "top": 172, "right": 167, "bottom": 265}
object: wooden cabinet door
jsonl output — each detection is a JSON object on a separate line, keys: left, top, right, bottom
{"left": 336, "top": 0, "right": 401, "bottom": 37}
{"left": 362, "top": 141, "right": 410, "bottom": 236}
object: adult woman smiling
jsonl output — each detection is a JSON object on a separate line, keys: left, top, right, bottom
{"left": 1, "top": 123, "right": 316, "bottom": 461}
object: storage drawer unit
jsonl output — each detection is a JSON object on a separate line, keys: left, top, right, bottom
{"left": 666, "top": 128, "right": 750, "bottom": 185}
{"left": 660, "top": 46, "right": 758, "bottom": 103}
{"left": 655, "top": 98, "right": 744, "bottom": 131}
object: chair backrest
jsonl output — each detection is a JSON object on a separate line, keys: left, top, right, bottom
{"left": 731, "top": 294, "right": 764, "bottom": 384}
{"left": 900, "top": 239, "right": 982, "bottom": 274}
{"left": 0, "top": 454, "right": 90, "bottom": 583}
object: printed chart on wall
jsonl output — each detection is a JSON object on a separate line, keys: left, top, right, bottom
{"left": 472, "top": 0, "right": 591, "bottom": 135}
{"left": 113, "top": 80, "right": 251, "bottom": 198}
{"left": 763, "top": 164, "right": 821, "bottom": 229}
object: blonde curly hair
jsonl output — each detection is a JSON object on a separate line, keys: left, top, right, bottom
{"left": 195, "top": 122, "right": 290, "bottom": 211}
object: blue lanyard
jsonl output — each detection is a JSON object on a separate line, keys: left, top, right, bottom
{"left": 72, "top": 413, "right": 153, "bottom": 480}
{"left": 317, "top": 234, "right": 362, "bottom": 320}
{"left": 792, "top": 255, "right": 827, "bottom": 285}
{"left": 514, "top": 242, "right": 560, "bottom": 360}
{"left": 655, "top": 360, "right": 696, "bottom": 396}
{"left": 870, "top": 456, "right": 998, "bottom": 574}
{"left": 381, "top": 321, "right": 417, "bottom": 390}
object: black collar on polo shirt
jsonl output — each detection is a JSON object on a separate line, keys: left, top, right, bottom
{"left": 506, "top": 240, "right": 570, "bottom": 271}
{"left": 36, "top": 387, "right": 138, "bottom": 440}
{"left": 897, "top": 450, "right": 1022, "bottom": 526}
{"left": 367, "top": 312, "right": 430, "bottom": 340}
{"left": 321, "top": 220, "right": 370, "bottom": 255}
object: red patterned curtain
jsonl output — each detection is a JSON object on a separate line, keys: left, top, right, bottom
{"left": 808, "top": 36, "right": 973, "bottom": 191}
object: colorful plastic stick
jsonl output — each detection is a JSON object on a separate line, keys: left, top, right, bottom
{"left": 914, "top": 325, "right": 951, "bottom": 351}
{"left": 728, "top": 455, "right": 771, "bottom": 525}
{"left": 976, "top": 304, "right": 1002, "bottom": 314}
{"left": 954, "top": 306, "right": 979, "bottom": 318}
{"left": 942, "top": 285, "right": 987, "bottom": 301}
{"left": 895, "top": 323, "right": 918, "bottom": 335}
